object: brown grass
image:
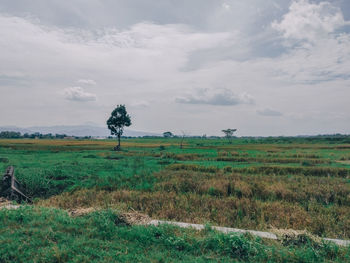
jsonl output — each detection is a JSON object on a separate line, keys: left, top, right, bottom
{"left": 120, "top": 212, "right": 151, "bottom": 225}
{"left": 37, "top": 186, "right": 350, "bottom": 239}
{"left": 0, "top": 139, "right": 174, "bottom": 148}
{"left": 217, "top": 156, "right": 330, "bottom": 164}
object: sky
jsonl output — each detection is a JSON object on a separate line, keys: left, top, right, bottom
{"left": 0, "top": 0, "right": 350, "bottom": 136}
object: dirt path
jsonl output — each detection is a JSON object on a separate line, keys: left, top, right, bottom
{"left": 148, "top": 220, "right": 350, "bottom": 247}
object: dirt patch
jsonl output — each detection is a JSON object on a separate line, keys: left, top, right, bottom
{"left": 67, "top": 207, "right": 151, "bottom": 225}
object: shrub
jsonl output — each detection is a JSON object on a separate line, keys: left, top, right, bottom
{"left": 0, "top": 157, "right": 9, "bottom": 163}
{"left": 208, "top": 187, "right": 222, "bottom": 197}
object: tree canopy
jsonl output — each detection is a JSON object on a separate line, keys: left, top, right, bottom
{"left": 222, "top": 128, "right": 237, "bottom": 144}
{"left": 163, "top": 131, "right": 173, "bottom": 138}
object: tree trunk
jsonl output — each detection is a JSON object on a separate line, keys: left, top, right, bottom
{"left": 114, "top": 134, "right": 121, "bottom": 151}
{"left": 180, "top": 136, "right": 184, "bottom": 149}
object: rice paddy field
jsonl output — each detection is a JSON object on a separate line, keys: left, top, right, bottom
{"left": 1, "top": 137, "right": 350, "bottom": 262}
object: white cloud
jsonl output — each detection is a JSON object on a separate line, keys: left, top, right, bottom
{"left": 272, "top": 0, "right": 350, "bottom": 42}
{"left": 176, "top": 88, "right": 254, "bottom": 106}
{"left": 269, "top": 0, "right": 350, "bottom": 83}
{"left": 257, "top": 108, "right": 282, "bottom": 116}
{"left": 222, "top": 3, "right": 231, "bottom": 11}
{"left": 64, "top": 87, "right": 96, "bottom": 101}
{"left": 130, "top": 100, "right": 150, "bottom": 108}
{"left": 77, "top": 79, "right": 96, "bottom": 85}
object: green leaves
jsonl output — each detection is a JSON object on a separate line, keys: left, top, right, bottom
{"left": 107, "top": 105, "right": 131, "bottom": 136}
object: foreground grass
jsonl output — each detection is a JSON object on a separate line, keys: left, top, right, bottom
{"left": 0, "top": 206, "right": 349, "bottom": 263}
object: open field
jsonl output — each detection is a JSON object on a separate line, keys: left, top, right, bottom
{"left": 1, "top": 137, "right": 350, "bottom": 262}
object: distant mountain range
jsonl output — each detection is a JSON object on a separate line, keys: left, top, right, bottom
{"left": 0, "top": 125, "right": 160, "bottom": 137}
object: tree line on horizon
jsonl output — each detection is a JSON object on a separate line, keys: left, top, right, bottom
{"left": 1, "top": 129, "right": 350, "bottom": 145}
{"left": 0, "top": 131, "right": 90, "bottom": 139}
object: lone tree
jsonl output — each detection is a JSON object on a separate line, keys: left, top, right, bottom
{"left": 163, "top": 131, "right": 173, "bottom": 138}
{"left": 107, "top": 105, "right": 131, "bottom": 150}
{"left": 222, "top": 128, "right": 237, "bottom": 144}
{"left": 179, "top": 130, "right": 186, "bottom": 149}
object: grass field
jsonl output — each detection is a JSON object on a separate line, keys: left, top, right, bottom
{"left": 1, "top": 137, "right": 350, "bottom": 262}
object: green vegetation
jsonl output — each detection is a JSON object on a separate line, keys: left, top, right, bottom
{"left": 1, "top": 206, "right": 349, "bottom": 263}
{"left": 0, "top": 137, "right": 349, "bottom": 262}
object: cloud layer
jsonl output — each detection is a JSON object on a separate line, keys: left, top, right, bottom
{"left": 77, "top": 79, "right": 97, "bottom": 85}
{"left": 176, "top": 89, "right": 254, "bottom": 106}
{"left": 0, "top": 0, "right": 349, "bottom": 135}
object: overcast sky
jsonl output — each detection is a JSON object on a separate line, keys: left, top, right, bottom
{"left": 1, "top": 0, "right": 350, "bottom": 136}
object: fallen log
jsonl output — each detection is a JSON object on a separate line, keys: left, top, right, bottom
{"left": 1, "top": 166, "right": 32, "bottom": 203}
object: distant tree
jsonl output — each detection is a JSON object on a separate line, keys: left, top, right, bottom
{"left": 107, "top": 105, "right": 131, "bottom": 151}
{"left": 163, "top": 131, "right": 173, "bottom": 138}
{"left": 180, "top": 131, "right": 186, "bottom": 149}
{"left": 222, "top": 129, "right": 237, "bottom": 144}
{"left": 0, "top": 131, "right": 21, "bottom": 138}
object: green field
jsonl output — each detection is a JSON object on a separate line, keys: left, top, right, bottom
{"left": 1, "top": 137, "right": 350, "bottom": 262}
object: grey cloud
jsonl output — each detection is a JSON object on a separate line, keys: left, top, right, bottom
{"left": 176, "top": 89, "right": 254, "bottom": 106}
{"left": 64, "top": 87, "right": 96, "bottom": 101}
{"left": 0, "top": 0, "right": 226, "bottom": 30}
{"left": 0, "top": 0, "right": 283, "bottom": 29}
{"left": 130, "top": 100, "right": 150, "bottom": 108}
{"left": 257, "top": 108, "right": 283, "bottom": 116}
{"left": 0, "top": 75, "right": 28, "bottom": 87}
{"left": 0, "top": 15, "right": 234, "bottom": 83}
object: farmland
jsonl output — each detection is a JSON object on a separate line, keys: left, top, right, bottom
{"left": 1, "top": 137, "right": 350, "bottom": 262}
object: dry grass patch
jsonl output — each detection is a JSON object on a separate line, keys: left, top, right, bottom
{"left": 120, "top": 212, "right": 151, "bottom": 225}
{"left": 0, "top": 197, "right": 11, "bottom": 207}
{"left": 0, "top": 139, "right": 174, "bottom": 148}
{"left": 271, "top": 228, "right": 322, "bottom": 247}
{"left": 69, "top": 207, "right": 96, "bottom": 217}
{"left": 68, "top": 206, "right": 151, "bottom": 225}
